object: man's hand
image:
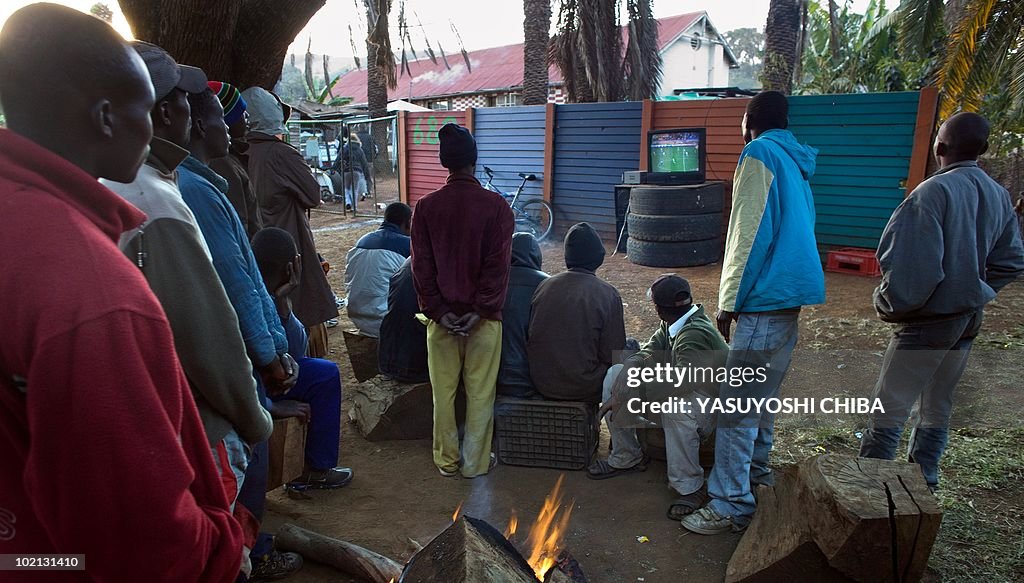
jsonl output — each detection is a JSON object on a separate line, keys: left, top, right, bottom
{"left": 274, "top": 255, "right": 302, "bottom": 300}
{"left": 438, "top": 312, "right": 460, "bottom": 332}
{"left": 450, "top": 312, "right": 482, "bottom": 336}
{"left": 259, "top": 355, "right": 289, "bottom": 396}
{"left": 596, "top": 393, "right": 621, "bottom": 431}
{"left": 280, "top": 352, "right": 300, "bottom": 389}
{"left": 270, "top": 399, "right": 311, "bottom": 423}
{"left": 716, "top": 309, "right": 738, "bottom": 343}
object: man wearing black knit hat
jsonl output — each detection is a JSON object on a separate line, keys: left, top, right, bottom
{"left": 411, "top": 123, "right": 515, "bottom": 478}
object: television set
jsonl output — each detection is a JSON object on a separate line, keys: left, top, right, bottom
{"left": 647, "top": 128, "right": 707, "bottom": 185}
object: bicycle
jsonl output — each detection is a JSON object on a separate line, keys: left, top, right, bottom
{"left": 482, "top": 166, "right": 554, "bottom": 241}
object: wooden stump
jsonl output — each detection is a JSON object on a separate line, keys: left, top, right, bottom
{"left": 276, "top": 523, "right": 402, "bottom": 583}
{"left": 267, "top": 417, "right": 306, "bottom": 490}
{"left": 400, "top": 516, "right": 539, "bottom": 583}
{"left": 349, "top": 376, "right": 466, "bottom": 441}
{"left": 342, "top": 329, "right": 380, "bottom": 382}
{"left": 726, "top": 455, "right": 942, "bottom": 583}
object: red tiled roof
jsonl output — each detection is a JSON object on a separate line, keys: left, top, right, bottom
{"left": 332, "top": 11, "right": 707, "bottom": 104}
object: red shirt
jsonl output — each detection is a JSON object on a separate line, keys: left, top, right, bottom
{"left": 411, "top": 174, "right": 515, "bottom": 321}
{"left": 0, "top": 129, "right": 242, "bottom": 582}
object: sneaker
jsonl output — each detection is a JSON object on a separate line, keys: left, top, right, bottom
{"left": 438, "top": 465, "right": 459, "bottom": 477}
{"left": 325, "top": 318, "right": 339, "bottom": 328}
{"left": 290, "top": 467, "right": 353, "bottom": 490}
{"left": 680, "top": 506, "right": 744, "bottom": 535}
{"left": 249, "top": 549, "right": 303, "bottom": 582}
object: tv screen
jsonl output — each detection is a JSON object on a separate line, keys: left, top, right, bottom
{"left": 647, "top": 128, "right": 706, "bottom": 185}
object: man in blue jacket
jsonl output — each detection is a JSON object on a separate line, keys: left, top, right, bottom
{"left": 859, "top": 113, "right": 1024, "bottom": 490}
{"left": 683, "top": 91, "right": 825, "bottom": 535}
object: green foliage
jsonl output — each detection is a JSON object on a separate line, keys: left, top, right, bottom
{"left": 723, "top": 28, "right": 764, "bottom": 89}
{"left": 797, "top": 0, "right": 930, "bottom": 95}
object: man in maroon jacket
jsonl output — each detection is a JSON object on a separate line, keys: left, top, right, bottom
{"left": 0, "top": 5, "right": 243, "bottom": 581}
{"left": 411, "top": 124, "right": 515, "bottom": 478}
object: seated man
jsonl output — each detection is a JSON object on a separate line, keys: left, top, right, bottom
{"left": 251, "top": 227, "right": 354, "bottom": 489}
{"left": 345, "top": 202, "right": 413, "bottom": 337}
{"left": 378, "top": 257, "right": 430, "bottom": 383}
{"left": 498, "top": 233, "right": 549, "bottom": 398}
{"left": 589, "top": 275, "right": 729, "bottom": 520}
{"left": 528, "top": 223, "right": 626, "bottom": 403}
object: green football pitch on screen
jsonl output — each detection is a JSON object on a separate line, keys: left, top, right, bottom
{"left": 651, "top": 145, "right": 700, "bottom": 173}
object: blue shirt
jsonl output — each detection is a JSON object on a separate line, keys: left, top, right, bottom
{"left": 178, "top": 156, "right": 288, "bottom": 367}
{"left": 355, "top": 222, "right": 411, "bottom": 258}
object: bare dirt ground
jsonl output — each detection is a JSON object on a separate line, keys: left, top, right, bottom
{"left": 264, "top": 212, "right": 1024, "bottom": 583}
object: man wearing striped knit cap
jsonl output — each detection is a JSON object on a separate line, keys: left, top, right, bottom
{"left": 209, "top": 80, "right": 262, "bottom": 239}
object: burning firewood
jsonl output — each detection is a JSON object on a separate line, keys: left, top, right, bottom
{"left": 400, "top": 515, "right": 540, "bottom": 583}
{"left": 275, "top": 523, "right": 403, "bottom": 583}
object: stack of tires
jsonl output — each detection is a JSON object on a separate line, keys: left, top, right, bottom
{"left": 626, "top": 182, "right": 725, "bottom": 268}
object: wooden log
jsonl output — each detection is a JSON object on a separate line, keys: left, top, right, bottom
{"left": 726, "top": 455, "right": 942, "bottom": 583}
{"left": 349, "top": 376, "right": 466, "bottom": 441}
{"left": 342, "top": 329, "right": 381, "bottom": 382}
{"left": 400, "top": 516, "right": 539, "bottom": 583}
{"left": 267, "top": 417, "right": 306, "bottom": 491}
{"left": 276, "top": 523, "right": 402, "bottom": 583}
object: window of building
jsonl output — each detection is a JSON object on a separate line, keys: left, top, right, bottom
{"left": 430, "top": 100, "right": 451, "bottom": 111}
{"left": 497, "top": 92, "right": 521, "bottom": 107}
{"left": 486, "top": 94, "right": 498, "bottom": 107}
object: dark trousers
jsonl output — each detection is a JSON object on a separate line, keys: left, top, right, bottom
{"left": 859, "top": 310, "right": 983, "bottom": 487}
{"left": 269, "top": 357, "right": 342, "bottom": 470}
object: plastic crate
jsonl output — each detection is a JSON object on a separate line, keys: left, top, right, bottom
{"left": 494, "top": 397, "right": 598, "bottom": 470}
{"left": 826, "top": 247, "right": 881, "bottom": 277}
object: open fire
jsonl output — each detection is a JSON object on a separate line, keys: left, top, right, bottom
{"left": 521, "top": 475, "right": 574, "bottom": 579}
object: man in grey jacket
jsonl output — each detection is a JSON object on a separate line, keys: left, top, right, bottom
{"left": 859, "top": 112, "right": 1024, "bottom": 490}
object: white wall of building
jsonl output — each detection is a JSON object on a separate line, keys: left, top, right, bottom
{"left": 657, "top": 20, "right": 734, "bottom": 95}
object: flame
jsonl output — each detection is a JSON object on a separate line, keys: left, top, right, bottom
{"left": 523, "top": 474, "right": 574, "bottom": 579}
{"left": 452, "top": 501, "right": 463, "bottom": 522}
{"left": 504, "top": 510, "right": 519, "bottom": 539}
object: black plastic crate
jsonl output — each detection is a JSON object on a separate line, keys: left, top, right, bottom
{"left": 494, "top": 397, "right": 598, "bottom": 470}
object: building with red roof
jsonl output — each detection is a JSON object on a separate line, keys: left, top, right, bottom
{"left": 331, "top": 11, "right": 738, "bottom": 111}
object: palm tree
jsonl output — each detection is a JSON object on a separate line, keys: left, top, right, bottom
{"left": 522, "top": 0, "right": 551, "bottom": 105}
{"left": 364, "top": 0, "right": 397, "bottom": 120}
{"left": 761, "top": 0, "right": 807, "bottom": 94}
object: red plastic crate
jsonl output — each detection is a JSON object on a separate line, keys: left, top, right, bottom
{"left": 826, "top": 247, "right": 881, "bottom": 277}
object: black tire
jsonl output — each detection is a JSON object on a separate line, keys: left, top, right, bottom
{"left": 627, "top": 213, "right": 720, "bottom": 243}
{"left": 629, "top": 183, "right": 724, "bottom": 216}
{"left": 627, "top": 237, "right": 721, "bottom": 267}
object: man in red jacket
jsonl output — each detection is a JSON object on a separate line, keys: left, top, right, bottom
{"left": 412, "top": 123, "right": 515, "bottom": 478}
{"left": 0, "top": 5, "right": 243, "bottom": 581}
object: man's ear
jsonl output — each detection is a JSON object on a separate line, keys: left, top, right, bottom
{"left": 935, "top": 140, "right": 948, "bottom": 158}
{"left": 194, "top": 116, "right": 207, "bottom": 140}
{"left": 979, "top": 140, "right": 989, "bottom": 157}
{"left": 95, "top": 100, "right": 114, "bottom": 139}
{"left": 157, "top": 100, "right": 172, "bottom": 128}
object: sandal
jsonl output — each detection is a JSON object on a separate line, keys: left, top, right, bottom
{"left": 667, "top": 489, "right": 709, "bottom": 520}
{"left": 586, "top": 457, "right": 648, "bottom": 480}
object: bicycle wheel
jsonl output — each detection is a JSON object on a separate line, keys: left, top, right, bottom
{"left": 515, "top": 199, "right": 554, "bottom": 241}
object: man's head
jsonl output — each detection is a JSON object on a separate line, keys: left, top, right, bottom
{"left": 242, "top": 87, "right": 289, "bottom": 137}
{"left": 186, "top": 88, "right": 230, "bottom": 160}
{"left": 251, "top": 226, "right": 300, "bottom": 293}
{"left": 563, "top": 222, "right": 606, "bottom": 272}
{"left": 648, "top": 274, "right": 693, "bottom": 323}
{"left": 209, "top": 80, "right": 248, "bottom": 140}
{"left": 384, "top": 202, "right": 413, "bottom": 234}
{"left": 438, "top": 123, "right": 477, "bottom": 175}
{"left": 934, "top": 112, "right": 990, "bottom": 168}
{"left": 130, "top": 42, "right": 207, "bottom": 148}
{"left": 0, "top": 3, "right": 154, "bottom": 181}
{"left": 743, "top": 91, "right": 788, "bottom": 143}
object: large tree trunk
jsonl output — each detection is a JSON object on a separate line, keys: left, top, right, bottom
{"left": 364, "top": 0, "right": 393, "bottom": 177}
{"left": 118, "top": 0, "right": 326, "bottom": 89}
{"left": 522, "top": 0, "right": 551, "bottom": 105}
{"left": 761, "top": 0, "right": 804, "bottom": 94}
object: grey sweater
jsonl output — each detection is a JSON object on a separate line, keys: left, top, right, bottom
{"left": 874, "top": 160, "right": 1024, "bottom": 323}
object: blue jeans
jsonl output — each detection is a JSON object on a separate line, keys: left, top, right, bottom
{"left": 859, "top": 310, "right": 982, "bottom": 488}
{"left": 270, "top": 357, "right": 343, "bottom": 470}
{"left": 707, "top": 311, "right": 799, "bottom": 526}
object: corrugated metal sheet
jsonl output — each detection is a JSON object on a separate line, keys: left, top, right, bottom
{"left": 788, "top": 91, "right": 919, "bottom": 250}
{"left": 405, "top": 110, "right": 467, "bottom": 207}
{"left": 552, "top": 102, "right": 643, "bottom": 241}
{"left": 474, "top": 106, "right": 546, "bottom": 200}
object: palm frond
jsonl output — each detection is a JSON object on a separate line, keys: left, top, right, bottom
{"left": 938, "top": 0, "right": 998, "bottom": 116}
{"left": 348, "top": 24, "right": 362, "bottom": 69}
{"left": 898, "top": 0, "right": 945, "bottom": 57}
{"left": 623, "top": 0, "right": 661, "bottom": 100}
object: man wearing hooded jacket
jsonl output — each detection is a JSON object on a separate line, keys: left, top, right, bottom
{"left": 528, "top": 222, "right": 627, "bottom": 403}
{"left": 497, "top": 233, "right": 549, "bottom": 398}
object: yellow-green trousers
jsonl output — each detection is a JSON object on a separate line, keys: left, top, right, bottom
{"left": 426, "top": 319, "right": 502, "bottom": 477}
